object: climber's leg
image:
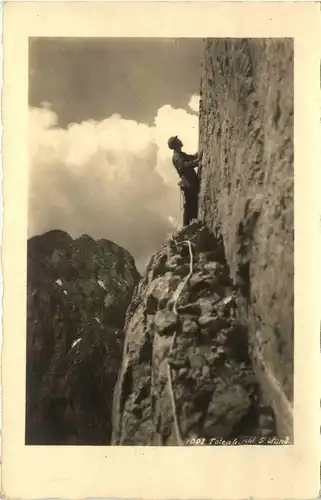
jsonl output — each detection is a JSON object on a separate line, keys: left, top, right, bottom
{"left": 185, "top": 193, "right": 198, "bottom": 224}
{"left": 182, "top": 191, "right": 191, "bottom": 226}
{"left": 184, "top": 194, "right": 197, "bottom": 226}
{"left": 191, "top": 193, "right": 199, "bottom": 221}
{"left": 182, "top": 190, "right": 199, "bottom": 226}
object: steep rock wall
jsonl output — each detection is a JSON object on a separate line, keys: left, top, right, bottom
{"left": 26, "top": 230, "right": 140, "bottom": 444}
{"left": 198, "top": 39, "right": 294, "bottom": 435}
{"left": 112, "top": 223, "right": 276, "bottom": 445}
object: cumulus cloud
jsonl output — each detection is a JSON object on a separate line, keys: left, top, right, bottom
{"left": 29, "top": 98, "right": 199, "bottom": 272}
{"left": 153, "top": 104, "right": 199, "bottom": 187}
{"left": 188, "top": 94, "right": 200, "bottom": 113}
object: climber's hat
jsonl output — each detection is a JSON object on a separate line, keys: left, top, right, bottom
{"left": 167, "top": 136, "right": 180, "bottom": 150}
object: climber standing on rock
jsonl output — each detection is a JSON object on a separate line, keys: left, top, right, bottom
{"left": 168, "top": 135, "right": 202, "bottom": 227}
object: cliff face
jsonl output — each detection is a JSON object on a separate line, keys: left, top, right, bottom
{"left": 26, "top": 230, "right": 140, "bottom": 445}
{"left": 112, "top": 39, "right": 293, "bottom": 444}
{"left": 29, "top": 39, "right": 294, "bottom": 445}
{"left": 198, "top": 39, "right": 294, "bottom": 435}
{"left": 112, "top": 222, "right": 276, "bottom": 445}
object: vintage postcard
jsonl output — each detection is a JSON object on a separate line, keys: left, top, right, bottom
{"left": 1, "top": 1, "right": 320, "bottom": 499}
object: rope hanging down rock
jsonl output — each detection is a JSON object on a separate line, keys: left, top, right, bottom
{"left": 167, "top": 237, "right": 194, "bottom": 446}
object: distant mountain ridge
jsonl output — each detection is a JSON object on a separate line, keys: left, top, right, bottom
{"left": 26, "top": 38, "right": 294, "bottom": 446}
{"left": 26, "top": 229, "right": 140, "bottom": 445}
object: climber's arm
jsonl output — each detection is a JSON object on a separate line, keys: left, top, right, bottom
{"left": 181, "top": 151, "right": 203, "bottom": 170}
{"left": 182, "top": 161, "right": 198, "bottom": 171}
{"left": 183, "top": 152, "right": 198, "bottom": 162}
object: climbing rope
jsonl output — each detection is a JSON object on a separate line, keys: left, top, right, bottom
{"left": 172, "top": 239, "right": 194, "bottom": 316}
{"left": 167, "top": 238, "right": 194, "bottom": 446}
{"left": 166, "top": 333, "right": 183, "bottom": 445}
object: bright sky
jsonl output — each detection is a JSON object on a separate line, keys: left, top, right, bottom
{"left": 29, "top": 38, "right": 202, "bottom": 272}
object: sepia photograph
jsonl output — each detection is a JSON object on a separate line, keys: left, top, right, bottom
{"left": 26, "top": 36, "right": 294, "bottom": 447}
{"left": 3, "top": 2, "right": 320, "bottom": 499}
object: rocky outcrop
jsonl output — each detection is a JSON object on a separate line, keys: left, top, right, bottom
{"left": 112, "top": 39, "right": 293, "bottom": 445}
{"left": 26, "top": 230, "right": 140, "bottom": 445}
{"left": 198, "top": 39, "right": 294, "bottom": 435}
{"left": 29, "top": 39, "right": 294, "bottom": 446}
{"left": 112, "top": 222, "right": 276, "bottom": 445}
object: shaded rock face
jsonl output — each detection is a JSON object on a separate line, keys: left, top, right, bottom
{"left": 26, "top": 230, "right": 140, "bottom": 445}
{"left": 112, "top": 222, "right": 277, "bottom": 445}
{"left": 198, "top": 39, "right": 294, "bottom": 435}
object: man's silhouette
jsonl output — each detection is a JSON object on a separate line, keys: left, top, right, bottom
{"left": 168, "top": 135, "right": 202, "bottom": 227}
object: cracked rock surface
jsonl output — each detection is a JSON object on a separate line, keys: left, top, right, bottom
{"left": 112, "top": 222, "right": 276, "bottom": 445}
{"left": 199, "top": 39, "right": 294, "bottom": 436}
{"left": 26, "top": 230, "right": 140, "bottom": 445}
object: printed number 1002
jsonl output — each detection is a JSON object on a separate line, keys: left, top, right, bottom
{"left": 186, "top": 438, "right": 206, "bottom": 445}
